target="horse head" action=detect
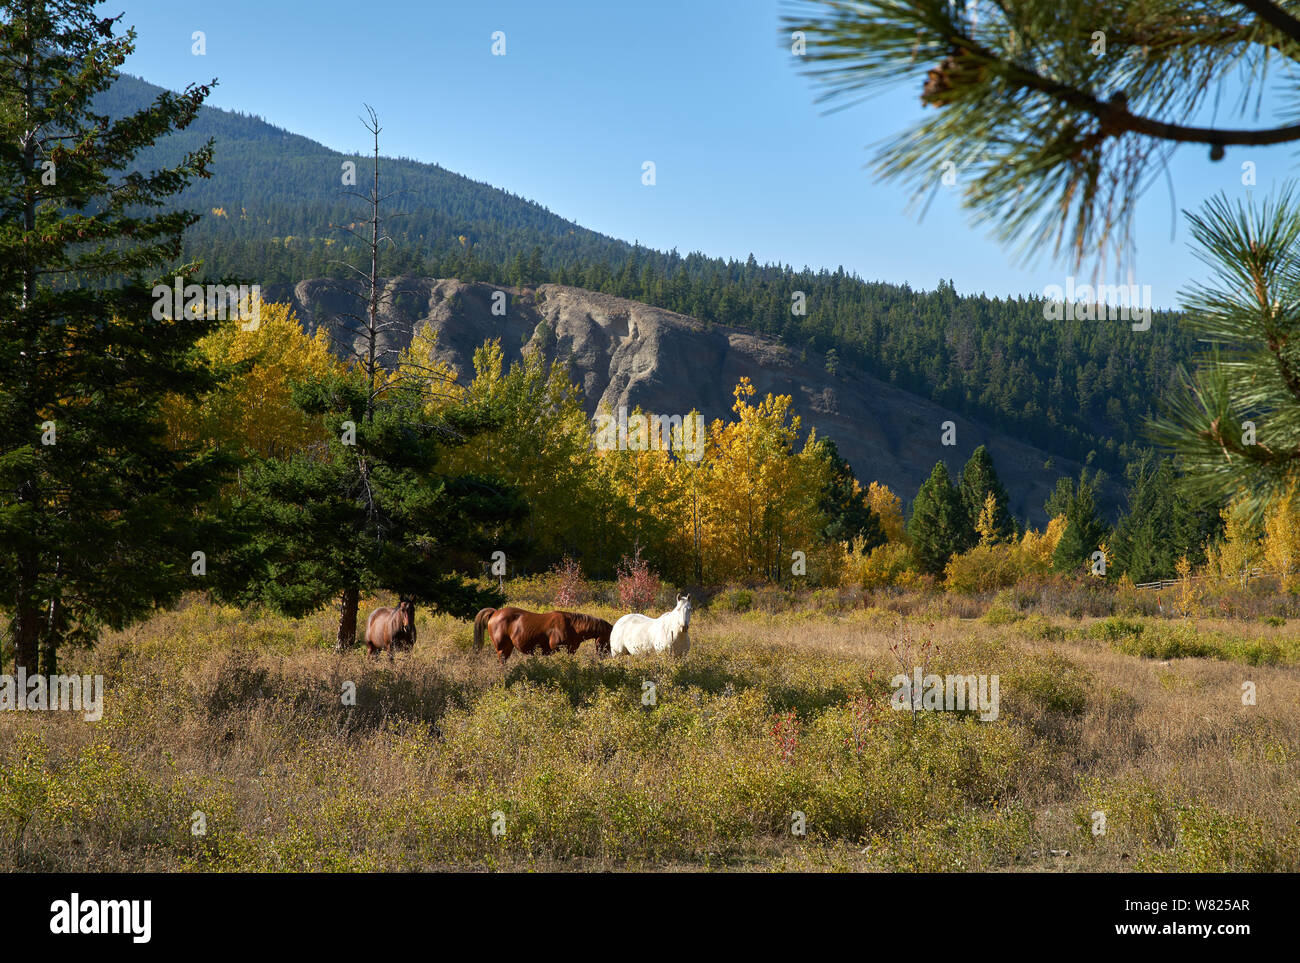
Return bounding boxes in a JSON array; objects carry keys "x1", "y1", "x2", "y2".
[
  {"x1": 676, "y1": 593, "x2": 692, "y2": 627},
  {"x1": 398, "y1": 596, "x2": 416, "y2": 632}
]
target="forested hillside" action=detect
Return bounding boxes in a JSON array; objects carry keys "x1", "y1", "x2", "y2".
[{"x1": 100, "y1": 74, "x2": 1195, "y2": 474}]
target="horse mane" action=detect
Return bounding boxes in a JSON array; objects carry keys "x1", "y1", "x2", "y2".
[{"x1": 563, "y1": 612, "x2": 612, "y2": 635}]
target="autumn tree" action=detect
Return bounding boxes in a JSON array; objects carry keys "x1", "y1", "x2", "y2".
[
  {"x1": 444, "y1": 339, "x2": 601, "y2": 570},
  {"x1": 0, "y1": 4, "x2": 229, "y2": 673},
  {"x1": 592, "y1": 409, "x2": 690, "y2": 579},
  {"x1": 702, "y1": 378, "x2": 828, "y2": 582},
  {"x1": 1204, "y1": 498, "x2": 1262, "y2": 586},
  {"x1": 865, "y1": 481, "x2": 908, "y2": 544},
  {"x1": 163, "y1": 302, "x2": 343, "y2": 459},
  {"x1": 1261, "y1": 483, "x2": 1300, "y2": 588}
]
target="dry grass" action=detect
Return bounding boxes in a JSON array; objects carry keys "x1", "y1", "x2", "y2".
[{"x1": 1, "y1": 592, "x2": 1297, "y2": 872}]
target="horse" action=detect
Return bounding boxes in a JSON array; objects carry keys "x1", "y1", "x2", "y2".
[
  {"x1": 473, "y1": 606, "x2": 613, "y2": 665},
  {"x1": 609, "y1": 594, "x2": 691, "y2": 657},
  {"x1": 366, "y1": 597, "x2": 417, "y2": 660}
]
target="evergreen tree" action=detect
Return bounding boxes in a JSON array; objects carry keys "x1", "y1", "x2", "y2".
[
  {"x1": 0, "y1": 3, "x2": 229, "y2": 673},
  {"x1": 817, "y1": 438, "x2": 886, "y2": 551},
  {"x1": 1109, "y1": 455, "x2": 1221, "y2": 582},
  {"x1": 958, "y1": 445, "x2": 1014, "y2": 541},
  {"x1": 907, "y1": 461, "x2": 969, "y2": 575},
  {"x1": 788, "y1": 2, "x2": 1300, "y2": 267},
  {"x1": 1151, "y1": 190, "x2": 1300, "y2": 517},
  {"x1": 219, "y1": 370, "x2": 526, "y2": 642},
  {"x1": 1048, "y1": 471, "x2": 1111, "y2": 574}
]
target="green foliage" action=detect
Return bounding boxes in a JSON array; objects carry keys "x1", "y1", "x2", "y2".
[
  {"x1": 1151, "y1": 188, "x2": 1300, "y2": 519},
  {"x1": 1109, "y1": 455, "x2": 1221, "y2": 581},
  {"x1": 1084, "y1": 617, "x2": 1299, "y2": 666},
  {"x1": 908, "y1": 462, "x2": 972, "y2": 575},
  {"x1": 0, "y1": 4, "x2": 232, "y2": 672},
  {"x1": 818, "y1": 438, "x2": 886, "y2": 550},
  {"x1": 1047, "y1": 470, "x2": 1110, "y2": 573},
  {"x1": 219, "y1": 369, "x2": 524, "y2": 629},
  {"x1": 959, "y1": 445, "x2": 1014, "y2": 540},
  {"x1": 785, "y1": 1, "x2": 1300, "y2": 268}
]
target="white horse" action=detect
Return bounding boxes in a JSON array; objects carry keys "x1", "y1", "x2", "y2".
[{"x1": 609, "y1": 594, "x2": 691, "y2": 657}]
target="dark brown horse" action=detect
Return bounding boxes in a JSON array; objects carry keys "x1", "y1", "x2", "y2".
[
  {"x1": 366, "y1": 597, "x2": 417, "y2": 660},
  {"x1": 473, "y1": 606, "x2": 612, "y2": 665}
]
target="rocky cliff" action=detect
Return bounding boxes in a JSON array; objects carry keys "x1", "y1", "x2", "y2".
[{"x1": 266, "y1": 277, "x2": 1098, "y2": 525}]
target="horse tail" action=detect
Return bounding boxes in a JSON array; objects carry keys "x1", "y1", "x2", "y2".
[{"x1": 473, "y1": 607, "x2": 496, "y2": 650}]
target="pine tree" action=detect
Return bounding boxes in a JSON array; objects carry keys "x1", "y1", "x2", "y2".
[
  {"x1": 1109, "y1": 455, "x2": 1220, "y2": 582},
  {"x1": 1151, "y1": 190, "x2": 1300, "y2": 516},
  {"x1": 1048, "y1": 471, "x2": 1111, "y2": 574},
  {"x1": 958, "y1": 445, "x2": 1014, "y2": 542},
  {"x1": 788, "y1": 3, "x2": 1300, "y2": 508},
  {"x1": 817, "y1": 437, "x2": 886, "y2": 552},
  {"x1": 907, "y1": 461, "x2": 969, "y2": 576},
  {"x1": 787, "y1": 2, "x2": 1300, "y2": 266},
  {"x1": 219, "y1": 370, "x2": 526, "y2": 639},
  {"x1": 0, "y1": 3, "x2": 229, "y2": 673}
]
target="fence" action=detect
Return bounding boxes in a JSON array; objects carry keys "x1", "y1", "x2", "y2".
[{"x1": 1134, "y1": 568, "x2": 1264, "y2": 591}]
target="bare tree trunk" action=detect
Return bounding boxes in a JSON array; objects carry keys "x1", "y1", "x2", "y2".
[
  {"x1": 363, "y1": 106, "x2": 381, "y2": 424},
  {"x1": 41, "y1": 557, "x2": 62, "y2": 675},
  {"x1": 336, "y1": 584, "x2": 360, "y2": 651},
  {"x1": 13, "y1": 562, "x2": 40, "y2": 674},
  {"x1": 12, "y1": 14, "x2": 42, "y2": 677}
]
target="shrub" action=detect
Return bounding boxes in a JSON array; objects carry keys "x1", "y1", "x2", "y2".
[
  {"x1": 945, "y1": 543, "x2": 1031, "y2": 594},
  {"x1": 551, "y1": 556, "x2": 591, "y2": 608},
  {"x1": 616, "y1": 549, "x2": 661, "y2": 612},
  {"x1": 711, "y1": 587, "x2": 755, "y2": 613},
  {"x1": 842, "y1": 541, "x2": 918, "y2": 590}
]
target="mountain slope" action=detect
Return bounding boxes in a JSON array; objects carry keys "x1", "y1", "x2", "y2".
[
  {"x1": 102, "y1": 73, "x2": 1193, "y2": 495},
  {"x1": 267, "y1": 277, "x2": 1110, "y2": 524},
  {"x1": 96, "y1": 74, "x2": 638, "y2": 275}
]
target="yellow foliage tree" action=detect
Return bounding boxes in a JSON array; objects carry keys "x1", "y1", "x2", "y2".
[
  {"x1": 162, "y1": 301, "x2": 343, "y2": 459},
  {"x1": 975, "y1": 491, "x2": 1003, "y2": 546},
  {"x1": 442, "y1": 339, "x2": 600, "y2": 565},
  {"x1": 1261, "y1": 483, "x2": 1300, "y2": 590},
  {"x1": 699, "y1": 378, "x2": 828, "y2": 582},
  {"x1": 1020, "y1": 515, "x2": 1067, "y2": 569},
  {"x1": 393, "y1": 322, "x2": 463, "y2": 414},
  {"x1": 591, "y1": 405, "x2": 692, "y2": 577},
  {"x1": 1204, "y1": 499, "x2": 1261, "y2": 587},
  {"x1": 865, "y1": 481, "x2": 908, "y2": 544}
]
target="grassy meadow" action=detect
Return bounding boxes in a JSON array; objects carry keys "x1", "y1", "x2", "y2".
[{"x1": 2, "y1": 582, "x2": 1298, "y2": 873}]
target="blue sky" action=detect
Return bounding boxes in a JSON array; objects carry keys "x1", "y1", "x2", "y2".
[{"x1": 112, "y1": 0, "x2": 1293, "y2": 307}]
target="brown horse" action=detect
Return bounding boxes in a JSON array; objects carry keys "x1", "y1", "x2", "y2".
[
  {"x1": 366, "y1": 597, "x2": 417, "y2": 660},
  {"x1": 473, "y1": 606, "x2": 612, "y2": 665}
]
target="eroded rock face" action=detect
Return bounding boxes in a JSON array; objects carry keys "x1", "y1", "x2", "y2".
[{"x1": 266, "y1": 277, "x2": 1096, "y2": 524}]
